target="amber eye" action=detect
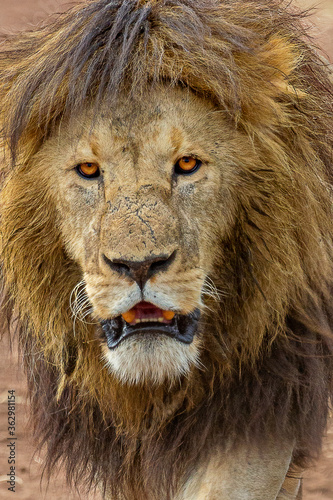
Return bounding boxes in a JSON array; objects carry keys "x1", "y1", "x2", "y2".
[
  {"x1": 75, "y1": 162, "x2": 100, "y2": 179},
  {"x1": 175, "y1": 156, "x2": 202, "y2": 175}
]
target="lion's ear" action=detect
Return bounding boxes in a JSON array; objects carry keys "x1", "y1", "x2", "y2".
[
  {"x1": 235, "y1": 35, "x2": 307, "y2": 128},
  {"x1": 257, "y1": 35, "x2": 306, "y2": 97}
]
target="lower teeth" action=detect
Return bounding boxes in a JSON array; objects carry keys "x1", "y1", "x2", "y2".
[{"x1": 134, "y1": 317, "x2": 164, "y2": 324}]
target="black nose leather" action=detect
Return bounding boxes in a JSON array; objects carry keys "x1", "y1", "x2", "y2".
[{"x1": 103, "y1": 251, "x2": 176, "y2": 287}]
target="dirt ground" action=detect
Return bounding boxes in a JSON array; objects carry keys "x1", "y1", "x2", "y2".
[{"x1": 0, "y1": 1, "x2": 333, "y2": 499}]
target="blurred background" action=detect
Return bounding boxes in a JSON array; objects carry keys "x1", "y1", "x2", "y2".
[{"x1": 0, "y1": 1, "x2": 332, "y2": 499}]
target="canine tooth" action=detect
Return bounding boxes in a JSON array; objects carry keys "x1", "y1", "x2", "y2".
[
  {"x1": 162, "y1": 310, "x2": 175, "y2": 320},
  {"x1": 122, "y1": 310, "x2": 136, "y2": 323},
  {"x1": 135, "y1": 319, "x2": 141, "y2": 324}
]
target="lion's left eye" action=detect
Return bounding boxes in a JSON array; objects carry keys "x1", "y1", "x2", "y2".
[
  {"x1": 75, "y1": 163, "x2": 100, "y2": 179},
  {"x1": 174, "y1": 157, "x2": 202, "y2": 175}
]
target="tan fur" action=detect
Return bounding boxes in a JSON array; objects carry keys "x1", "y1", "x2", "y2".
[
  {"x1": 0, "y1": 1, "x2": 333, "y2": 499},
  {"x1": 175, "y1": 441, "x2": 295, "y2": 500}
]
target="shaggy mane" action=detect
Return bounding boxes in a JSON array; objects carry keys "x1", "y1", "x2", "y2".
[
  {"x1": 0, "y1": 0, "x2": 331, "y2": 161},
  {"x1": 1, "y1": 1, "x2": 333, "y2": 499}
]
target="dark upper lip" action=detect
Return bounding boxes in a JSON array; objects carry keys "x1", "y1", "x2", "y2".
[{"x1": 100, "y1": 308, "x2": 201, "y2": 349}]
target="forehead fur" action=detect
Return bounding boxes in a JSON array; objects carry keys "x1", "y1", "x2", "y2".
[{"x1": 43, "y1": 86, "x2": 220, "y2": 158}]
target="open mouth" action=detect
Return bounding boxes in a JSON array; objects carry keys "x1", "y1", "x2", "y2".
[{"x1": 100, "y1": 301, "x2": 200, "y2": 349}]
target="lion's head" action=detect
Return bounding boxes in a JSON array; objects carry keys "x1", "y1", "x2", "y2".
[
  {"x1": 1, "y1": 0, "x2": 333, "y2": 497},
  {"x1": 32, "y1": 86, "x2": 240, "y2": 385}
]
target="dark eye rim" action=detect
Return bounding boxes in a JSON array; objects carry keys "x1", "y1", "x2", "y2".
[
  {"x1": 75, "y1": 163, "x2": 101, "y2": 179},
  {"x1": 174, "y1": 157, "x2": 202, "y2": 176}
]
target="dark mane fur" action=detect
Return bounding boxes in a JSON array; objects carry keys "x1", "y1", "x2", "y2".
[{"x1": 1, "y1": 1, "x2": 333, "y2": 499}]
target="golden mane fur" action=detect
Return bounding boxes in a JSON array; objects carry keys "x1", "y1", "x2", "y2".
[{"x1": 0, "y1": 0, "x2": 333, "y2": 498}]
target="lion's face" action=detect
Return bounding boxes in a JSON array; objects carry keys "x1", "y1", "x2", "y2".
[{"x1": 38, "y1": 86, "x2": 238, "y2": 384}]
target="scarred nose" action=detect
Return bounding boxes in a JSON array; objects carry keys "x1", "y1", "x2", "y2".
[{"x1": 102, "y1": 250, "x2": 177, "y2": 287}]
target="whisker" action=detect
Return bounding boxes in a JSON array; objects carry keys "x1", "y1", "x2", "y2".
[
  {"x1": 202, "y1": 275, "x2": 228, "y2": 303},
  {"x1": 69, "y1": 279, "x2": 98, "y2": 331}
]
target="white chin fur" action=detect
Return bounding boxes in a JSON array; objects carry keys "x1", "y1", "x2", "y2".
[{"x1": 102, "y1": 335, "x2": 201, "y2": 385}]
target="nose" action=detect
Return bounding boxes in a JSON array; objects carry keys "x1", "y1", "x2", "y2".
[{"x1": 102, "y1": 251, "x2": 177, "y2": 287}]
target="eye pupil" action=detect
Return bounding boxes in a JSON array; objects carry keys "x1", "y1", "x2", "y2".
[
  {"x1": 175, "y1": 156, "x2": 201, "y2": 175},
  {"x1": 76, "y1": 163, "x2": 100, "y2": 179}
]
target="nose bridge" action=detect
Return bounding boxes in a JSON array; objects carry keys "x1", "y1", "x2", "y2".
[{"x1": 101, "y1": 189, "x2": 179, "y2": 260}]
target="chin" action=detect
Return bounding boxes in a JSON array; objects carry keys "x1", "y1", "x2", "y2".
[{"x1": 102, "y1": 335, "x2": 202, "y2": 386}]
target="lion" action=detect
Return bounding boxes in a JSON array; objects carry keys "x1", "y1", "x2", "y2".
[{"x1": 0, "y1": 0, "x2": 332, "y2": 498}]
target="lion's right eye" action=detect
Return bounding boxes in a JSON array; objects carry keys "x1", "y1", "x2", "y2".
[{"x1": 75, "y1": 163, "x2": 100, "y2": 179}]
